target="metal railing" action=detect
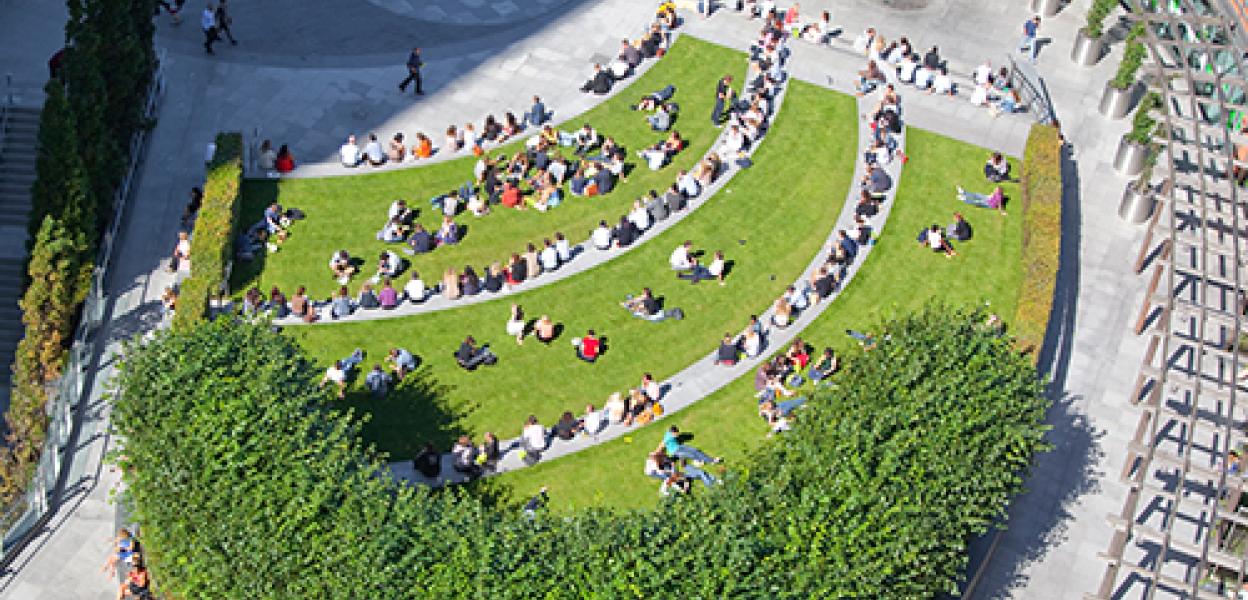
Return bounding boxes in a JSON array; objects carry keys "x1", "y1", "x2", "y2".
[
  {"x1": 0, "y1": 49, "x2": 166, "y2": 559},
  {"x1": 1007, "y1": 55, "x2": 1057, "y2": 125}
]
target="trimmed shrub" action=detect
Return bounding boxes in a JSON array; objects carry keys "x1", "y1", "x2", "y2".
[
  {"x1": 1126, "y1": 91, "x2": 1163, "y2": 145},
  {"x1": 1085, "y1": 0, "x2": 1117, "y2": 39},
  {"x1": 115, "y1": 307, "x2": 1050, "y2": 598},
  {"x1": 173, "y1": 133, "x2": 242, "y2": 330},
  {"x1": 1110, "y1": 22, "x2": 1148, "y2": 90},
  {"x1": 1014, "y1": 124, "x2": 1063, "y2": 354}
]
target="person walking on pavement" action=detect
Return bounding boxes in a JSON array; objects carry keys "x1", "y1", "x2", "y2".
[
  {"x1": 399, "y1": 47, "x2": 424, "y2": 95},
  {"x1": 1018, "y1": 16, "x2": 1040, "y2": 62},
  {"x1": 215, "y1": 0, "x2": 237, "y2": 45},
  {"x1": 201, "y1": 3, "x2": 219, "y2": 54}
]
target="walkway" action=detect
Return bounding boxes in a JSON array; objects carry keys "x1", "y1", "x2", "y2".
[
  {"x1": 0, "y1": 0, "x2": 1162, "y2": 598},
  {"x1": 387, "y1": 53, "x2": 907, "y2": 485}
]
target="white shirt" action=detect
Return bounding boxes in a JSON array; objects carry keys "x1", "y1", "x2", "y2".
[
  {"x1": 554, "y1": 239, "x2": 571, "y2": 262},
  {"x1": 933, "y1": 74, "x2": 953, "y2": 95},
  {"x1": 643, "y1": 149, "x2": 666, "y2": 171},
  {"x1": 591, "y1": 226, "x2": 612, "y2": 249},
  {"x1": 970, "y1": 83, "x2": 990, "y2": 106},
  {"x1": 523, "y1": 424, "x2": 546, "y2": 450},
  {"x1": 324, "y1": 365, "x2": 345, "y2": 385},
  {"x1": 973, "y1": 63, "x2": 993, "y2": 86},
  {"x1": 441, "y1": 195, "x2": 459, "y2": 217},
  {"x1": 387, "y1": 200, "x2": 406, "y2": 220},
  {"x1": 628, "y1": 206, "x2": 650, "y2": 231},
  {"x1": 914, "y1": 67, "x2": 933, "y2": 88},
  {"x1": 201, "y1": 8, "x2": 215, "y2": 30},
  {"x1": 404, "y1": 278, "x2": 426, "y2": 300},
  {"x1": 669, "y1": 246, "x2": 692, "y2": 270},
  {"x1": 340, "y1": 142, "x2": 360, "y2": 166},
  {"x1": 678, "y1": 173, "x2": 700, "y2": 197},
  {"x1": 539, "y1": 246, "x2": 559, "y2": 270},
  {"x1": 708, "y1": 257, "x2": 725, "y2": 277},
  {"x1": 583, "y1": 409, "x2": 604, "y2": 436},
  {"x1": 363, "y1": 141, "x2": 383, "y2": 162},
  {"x1": 898, "y1": 61, "x2": 918, "y2": 82},
  {"x1": 743, "y1": 333, "x2": 761, "y2": 357},
  {"x1": 329, "y1": 252, "x2": 348, "y2": 269},
  {"x1": 927, "y1": 229, "x2": 944, "y2": 250}
]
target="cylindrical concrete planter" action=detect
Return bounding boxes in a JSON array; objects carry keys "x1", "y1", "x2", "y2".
[
  {"x1": 1113, "y1": 137, "x2": 1150, "y2": 177},
  {"x1": 1119, "y1": 183, "x2": 1155, "y2": 224},
  {"x1": 1030, "y1": 0, "x2": 1062, "y2": 17},
  {"x1": 1100, "y1": 83, "x2": 1135, "y2": 119},
  {"x1": 1071, "y1": 29, "x2": 1103, "y2": 66}
]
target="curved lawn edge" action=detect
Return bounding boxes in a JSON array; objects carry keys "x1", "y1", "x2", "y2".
[
  {"x1": 232, "y1": 36, "x2": 745, "y2": 301},
  {"x1": 274, "y1": 40, "x2": 785, "y2": 327},
  {"x1": 384, "y1": 82, "x2": 899, "y2": 486}
]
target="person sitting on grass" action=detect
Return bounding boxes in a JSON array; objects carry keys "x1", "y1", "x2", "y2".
[
  {"x1": 455, "y1": 336, "x2": 497, "y2": 370},
  {"x1": 808, "y1": 347, "x2": 839, "y2": 382},
  {"x1": 534, "y1": 315, "x2": 556, "y2": 343},
  {"x1": 435, "y1": 216, "x2": 461, "y2": 245},
  {"x1": 917, "y1": 224, "x2": 957, "y2": 258},
  {"x1": 662, "y1": 426, "x2": 723, "y2": 465},
  {"x1": 365, "y1": 364, "x2": 391, "y2": 398},
  {"x1": 319, "y1": 348, "x2": 364, "y2": 399},
  {"x1": 573, "y1": 329, "x2": 602, "y2": 362},
  {"x1": 716, "y1": 333, "x2": 740, "y2": 366},
  {"x1": 330, "y1": 285, "x2": 354, "y2": 319},
  {"x1": 374, "y1": 250, "x2": 401, "y2": 283},
  {"x1": 407, "y1": 223, "x2": 434, "y2": 254},
  {"x1": 958, "y1": 185, "x2": 1007, "y2": 215},
  {"x1": 947, "y1": 212, "x2": 972, "y2": 241},
  {"x1": 553, "y1": 411, "x2": 584, "y2": 441},
  {"x1": 329, "y1": 249, "x2": 356, "y2": 284},
  {"x1": 505, "y1": 304, "x2": 527, "y2": 344},
  {"x1": 387, "y1": 347, "x2": 418, "y2": 379},
  {"x1": 669, "y1": 240, "x2": 694, "y2": 270},
  {"x1": 622, "y1": 287, "x2": 662, "y2": 320},
  {"x1": 984, "y1": 152, "x2": 1011, "y2": 182},
  {"x1": 759, "y1": 397, "x2": 807, "y2": 435},
  {"x1": 645, "y1": 449, "x2": 674, "y2": 480}
]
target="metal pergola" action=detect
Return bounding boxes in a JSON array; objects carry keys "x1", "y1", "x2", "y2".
[{"x1": 1092, "y1": 1, "x2": 1248, "y2": 598}]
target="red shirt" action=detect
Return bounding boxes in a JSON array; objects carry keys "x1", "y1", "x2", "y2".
[
  {"x1": 501, "y1": 186, "x2": 521, "y2": 208},
  {"x1": 275, "y1": 154, "x2": 295, "y2": 173},
  {"x1": 581, "y1": 336, "x2": 600, "y2": 358}
]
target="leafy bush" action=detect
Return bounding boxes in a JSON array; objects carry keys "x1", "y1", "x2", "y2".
[
  {"x1": 1110, "y1": 22, "x2": 1148, "y2": 90},
  {"x1": 1014, "y1": 124, "x2": 1063, "y2": 354},
  {"x1": 116, "y1": 308, "x2": 1049, "y2": 599},
  {"x1": 1085, "y1": 0, "x2": 1116, "y2": 39},
  {"x1": 172, "y1": 133, "x2": 242, "y2": 330}
]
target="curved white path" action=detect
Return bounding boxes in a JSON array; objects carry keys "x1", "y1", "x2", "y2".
[
  {"x1": 387, "y1": 70, "x2": 907, "y2": 486},
  {"x1": 274, "y1": 37, "x2": 775, "y2": 327}
]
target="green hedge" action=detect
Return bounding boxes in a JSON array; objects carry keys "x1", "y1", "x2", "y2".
[
  {"x1": 1014, "y1": 124, "x2": 1063, "y2": 354},
  {"x1": 114, "y1": 306, "x2": 1050, "y2": 598},
  {"x1": 173, "y1": 133, "x2": 242, "y2": 330}
]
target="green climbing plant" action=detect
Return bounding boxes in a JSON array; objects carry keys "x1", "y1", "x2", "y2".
[
  {"x1": 1110, "y1": 22, "x2": 1149, "y2": 90},
  {"x1": 1085, "y1": 0, "x2": 1117, "y2": 39}
]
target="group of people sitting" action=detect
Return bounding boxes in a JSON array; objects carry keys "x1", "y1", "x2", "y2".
[
  {"x1": 235, "y1": 201, "x2": 302, "y2": 262},
  {"x1": 849, "y1": 26, "x2": 1024, "y2": 117},
  {"x1": 581, "y1": 17, "x2": 672, "y2": 95},
  {"x1": 317, "y1": 347, "x2": 421, "y2": 399},
  {"x1": 255, "y1": 138, "x2": 297, "y2": 173},
  {"x1": 644, "y1": 426, "x2": 723, "y2": 495},
  {"x1": 669, "y1": 240, "x2": 727, "y2": 285},
  {"x1": 104, "y1": 528, "x2": 152, "y2": 600}
]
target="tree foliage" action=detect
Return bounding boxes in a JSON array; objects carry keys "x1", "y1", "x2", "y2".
[{"x1": 115, "y1": 307, "x2": 1050, "y2": 599}]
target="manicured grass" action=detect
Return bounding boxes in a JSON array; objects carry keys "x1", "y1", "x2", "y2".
[
  {"x1": 488, "y1": 127, "x2": 1025, "y2": 512},
  {"x1": 232, "y1": 37, "x2": 745, "y2": 299},
  {"x1": 289, "y1": 82, "x2": 859, "y2": 461}
]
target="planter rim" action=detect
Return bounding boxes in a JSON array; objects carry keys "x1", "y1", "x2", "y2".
[{"x1": 1081, "y1": 26, "x2": 1104, "y2": 40}]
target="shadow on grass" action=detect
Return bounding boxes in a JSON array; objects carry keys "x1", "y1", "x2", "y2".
[
  {"x1": 229, "y1": 179, "x2": 280, "y2": 295},
  {"x1": 338, "y1": 364, "x2": 470, "y2": 463}
]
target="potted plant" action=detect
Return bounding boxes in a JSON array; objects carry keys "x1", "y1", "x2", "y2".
[
  {"x1": 1031, "y1": 0, "x2": 1062, "y2": 18},
  {"x1": 1114, "y1": 92, "x2": 1161, "y2": 177},
  {"x1": 1072, "y1": 0, "x2": 1115, "y2": 66},
  {"x1": 1119, "y1": 144, "x2": 1158, "y2": 224},
  {"x1": 1100, "y1": 22, "x2": 1148, "y2": 119}
]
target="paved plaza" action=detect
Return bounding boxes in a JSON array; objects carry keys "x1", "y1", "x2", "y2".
[{"x1": 0, "y1": 0, "x2": 1164, "y2": 597}]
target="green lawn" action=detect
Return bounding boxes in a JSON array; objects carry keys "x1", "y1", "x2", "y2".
[
  {"x1": 232, "y1": 37, "x2": 745, "y2": 299},
  {"x1": 289, "y1": 82, "x2": 859, "y2": 461},
  {"x1": 488, "y1": 127, "x2": 1025, "y2": 512}
]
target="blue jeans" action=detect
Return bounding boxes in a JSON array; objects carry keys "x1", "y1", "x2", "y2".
[
  {"x1": 777, "y1": 397, "x2": 806, "y2": 416},
  {"x1": 673, "y1": 445, "x2": 715, "y2": 464},
  {"x1": 341, "y1": 348, "x2": 364, "y2": 373},
  {"x1": 960, "y1": 191, "x2": 992, "y2": 209},
  {"x1": 681, "y1": 464, "x2": 717, "y2": 486},
  {"x1": 1019, "y1": 35, "x2": 1037, "y2": 61}
]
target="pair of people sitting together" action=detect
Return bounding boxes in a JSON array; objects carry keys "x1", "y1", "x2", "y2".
[
  {"x1": 638, "y1": 130, "x2": 686, "y2": 171},
  {"x1": 669, "y1": 240, "x2": 727, "y2": 285},
  {"x1": 622, "y1": 287, "x2": 683, "y2": 322}
]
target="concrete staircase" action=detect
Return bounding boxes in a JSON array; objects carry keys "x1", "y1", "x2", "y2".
[{"x1": 0, "y1": 104, "x2": 43, "y2": 410}]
